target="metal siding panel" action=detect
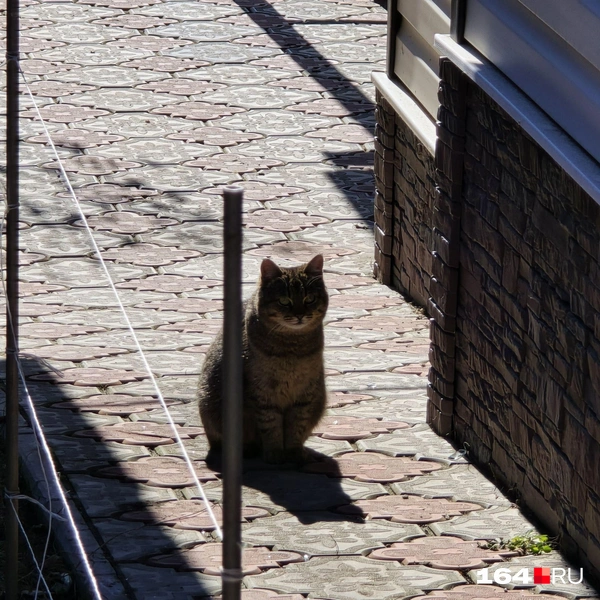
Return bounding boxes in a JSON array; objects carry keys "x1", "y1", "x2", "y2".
[
  {"x1": 398, "y1": 0, "x2": 451, "y2": 46},
  {"x1": 465, "y1": 0, "x2": 600, "y2": 162},
  {"x1": 394, "y1": 20, "x2": 441, "y2": 119},
  {"x1": 518, "y1": 0, "x2": 600, "y2": 69}
]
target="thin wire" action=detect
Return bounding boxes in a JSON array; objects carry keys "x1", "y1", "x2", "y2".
[
  {"x1": 8, "y1": 500, "x2": 55, "y2": 600},
  {"x1": 17, "y1": 65, "x2": 224, "y2": 541},
  {"x1": 1, "y1": 175, "x2": 56, "y2": 598},
  {"x1": 5, "y1": 493, "x2": 67, "y2": 522},
  {"x1": 3, "y1": 307, "x2": 104, "y2": 599}
]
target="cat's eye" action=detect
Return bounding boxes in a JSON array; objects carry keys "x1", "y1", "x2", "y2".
[
  {"x1": 278, "y1": 297, "x2": 292, "y2": 306},
  {"x1": 304, "y1": 294, "x2": 316, "y2": 304}
]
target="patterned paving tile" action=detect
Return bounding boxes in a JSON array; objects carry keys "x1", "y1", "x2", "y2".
[
  {"x1": 68, "y1": 474, "x2": 178, "y2": 518},
  {"x1": 93, "y1": 518, "x2": 207, "y2": 562},
  {"x1": 286, "y1": 98, "x2": 372, "y2": 118},
  {"x1": 66, "y1": 88, "x2": 184, "y2": 112},
  {"x1": 132, "y1": 1, "x2": 243, "y2": 20},
  {"x1": 119, "y1": 564, "x2": 221, "y2": 599},
  {"x1": 21, "y1": 224, "x2": 129, "y2": 256},
  {"x1": 73, "y1": 422, "x2": 204, "y2": 446},
  {"x1": 35, "y1": 44, "x2": 152, "y2": 66},
  {"x1": 356, "y1": 425, "x2": 468, "y2": 464},
  {"x1": 100, "y1": 243, "x2": 201, "y2": 266},
  {"x1": 369, "y1": 536, "x2": 517, "y2": 569},
  {"x1": 194, "y1": 64, "x2": 300, "y2": 86},
  {"x1": 329, "y1": 315, "x2": 430, "y2": 333},
  {"x1": 185, "y1": 155, "x2": 283, "y2": 174},
  {"x1": 148, "y1": 221, "x2": 284, "y2": 252},
  {"x1": 50, "y1": 437, "x2": 151, "y2": 471},
  {"x1": 116, "y1": 274, "x2": 221, "y2": 293},
  {"x1": 95, "y1": 138, "x2": 218, "y2": 164},
  {"x1": 121, "y1": 55, "x2": 210, "y2": 72},
  {"x1": 219, "y1": 110, "x2": 343, "y2": 136},
  {"x1": 392, "y1": 465, "x2": 514, "y2": 507},
  {"x1": 21, "y1": 3, "x2": 121, "y2": 22},
  {"x1": 304, "y1": 453, "x2": 443, "y2": 483},
  {"x1": 244, "y1": 210, "x2": 329, "y2": 232},
  {"x1": 312, "y1": 415, "x2": 410, "y2": 441},
  {"x1": 105, "y1": 165, "x2": 240, "y2": 192},
  {"x1": 107, "y1": 35, "x2": 194, "y2": 51},
  {"x1": 20, "y1": 322, "x2": 108, "y2": 339},
  {"x1": 76, "y1": 212, "x2": 178, "y2": 234},
  {"x1": 31, "y1": 344, "x2": 129, "y2": 362},
  {"x1": 151, "y1": 101, "x2": 246, "y2": 121},
  {"x1": 122, "y1": 500, "x2": 269, "y2": 531},
  {"x1": 167, "y1": 127, "x2": 263, "y2": 146},
  {"x1": 200, "y1": 86, "x2": 321, "y2": 110},
  {"x1": 165, "y1": 43, "x2": 280, "y2": 64},
  {"x1": 205, "y1": 182, "x2": 306, "y2": 202},
  {"x1": 21, "y1": 80, "x2": 95, "y2": 98},
  {"x1": 148, "y1": 544, "x2": 304, "y2": 575},
  {"x1": 26, "y1": 23, "x2": 136, "y2": 43},
  {"x1": 21, "y1": 103, "x2": 111, "y2": 123},
  {"x1": 241, "y1": 512, "x2": 424, "y2": 556},
  {"x1": 78, "y1": 113, "x2": 192, "y2": 137},
  {"x1": 91, "y1": 13, "x2": 177, "y2": 28},
  {"x1": 26, "y1": 128, "x2": 125, "y2": 149},
  {"x1": 30, "y1": 367, "x2": 149, "y2": 386},
  {"x1": 196, "y1": 471, "x2": 387, "y2": 513},
  {"x1": 337, "y1": 495, "x2": 484, "y2": 524},
  {"x1": 97, "y1": 456, "x2": 218, "y2": 486},
  {"x1": 235, "y1": 136, "x2": 362, "y2": 162},
  {"x1": 153, "y1": 21, "x2": 263, "y2": 42},
  {"x1": 245, "y1": 555, "x2": 465, "y2": 600},
  {"x1": 430, "y1": 507, "x2": 542, "y2": 541},
  {"x1": 52, "y1": 65, "x2": 166, "y2": 86},
  {"x1": 51, "y1": 394, "x2": 171, "y2": 415}
]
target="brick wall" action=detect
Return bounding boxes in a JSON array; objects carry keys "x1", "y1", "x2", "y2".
[
  {"x1": 429, "y1": 58, "x2": 600, "y2": 579},
  {"x1": 373, "y1": 90, "x2": 435, "y2": 308}
]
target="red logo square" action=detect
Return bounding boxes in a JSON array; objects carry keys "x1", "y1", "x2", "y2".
[{"x1": 534, "y1": 567, "x2": 551, "y2": 584}]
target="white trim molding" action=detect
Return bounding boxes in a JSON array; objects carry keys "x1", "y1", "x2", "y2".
[
  {"x1": 372, "y1": 72, "x2": 437, "y2": 156},
  {"x1": 434, "y1": 34, "x2": 600, "y2": 206}
]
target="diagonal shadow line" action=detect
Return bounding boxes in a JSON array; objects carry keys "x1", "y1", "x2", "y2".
[{"x1": 232, "y1": 0, "x2": 377, "y2": 129}]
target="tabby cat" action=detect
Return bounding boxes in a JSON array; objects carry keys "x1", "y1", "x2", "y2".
[{"x1": 197, "y1": 254, "x2": 328, "y2": 464}]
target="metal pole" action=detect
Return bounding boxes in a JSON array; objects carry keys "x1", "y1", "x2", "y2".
[
  {"x1": 450, "y1": 0, "x2": 467, "y2": 44},
  {"x1": 221, "y1": 185, "x2": 244, "y2": 600},
  {"x1": 4, "y1": 0, "x2": 20, "y2": 592}
]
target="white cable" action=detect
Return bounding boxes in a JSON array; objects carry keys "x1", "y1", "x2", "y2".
[
  {"x1": 2, "y1": 303, "x2": 105, "y2": 600},
  {"x1": 8, "y1": 499, "x2": 55, "y2": 600},
  {"x1": 17, "y1": 66, "x2": 224, "y2": 540}
]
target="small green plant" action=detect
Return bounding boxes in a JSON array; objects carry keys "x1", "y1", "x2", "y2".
[{"x1": 485, "y1": 531, "x2": 554, "y2": 555}]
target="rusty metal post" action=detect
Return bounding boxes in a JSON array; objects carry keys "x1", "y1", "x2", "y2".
[{"x1": 4, "y1": 0, "x2": 20, "y2": 593}]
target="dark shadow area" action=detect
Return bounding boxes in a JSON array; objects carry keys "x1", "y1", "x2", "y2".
[
  {"x1": 232, "y1": 0, "x2": 376, "y2": 128},
  {"x1": 205, "y1": 448, "x2": 366, "y2": 525},
  {"x1": 226, "y1": 0, "x2": 381, "y2": 227},
  {"x1": 0, "y1": 355, "x2": 216, "y2": 598}
]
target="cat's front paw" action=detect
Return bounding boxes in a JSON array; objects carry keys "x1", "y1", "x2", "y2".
[{"x1": 262, "y1": 448, "x2": 286, "y2": 464}]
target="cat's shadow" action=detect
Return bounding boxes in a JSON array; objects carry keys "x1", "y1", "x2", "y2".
[{"x1": 205, "y1": 448, "x2": 366, "y2": 525}]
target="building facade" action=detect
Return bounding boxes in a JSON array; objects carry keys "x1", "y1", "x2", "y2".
[{"x1": 373, "y1": 0, "x2": 600, "y2": 581}]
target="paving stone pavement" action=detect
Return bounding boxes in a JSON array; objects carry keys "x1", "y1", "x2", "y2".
[{"x1": 1, "y1": 0, "x2": 599, "y2": 598}]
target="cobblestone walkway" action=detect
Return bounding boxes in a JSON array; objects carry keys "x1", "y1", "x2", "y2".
[{"x1": 2, "y1": 0, "x2": 599, "y2": 597}]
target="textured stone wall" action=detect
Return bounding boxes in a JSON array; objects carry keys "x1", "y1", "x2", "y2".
[
  {"x1": 431, "y1": 58, "x2": 600, "y2": 580},
  {"x1": 373, "y1": 90, "x2": 435, "y2": 308}
]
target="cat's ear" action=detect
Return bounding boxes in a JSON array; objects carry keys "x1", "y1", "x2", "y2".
[
  {"x1": 305, "y1": 254, "x2": 324, "y2": 278},
  {"x1": 260, "y1": 258, "x2": 283, "y2": 282}
]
